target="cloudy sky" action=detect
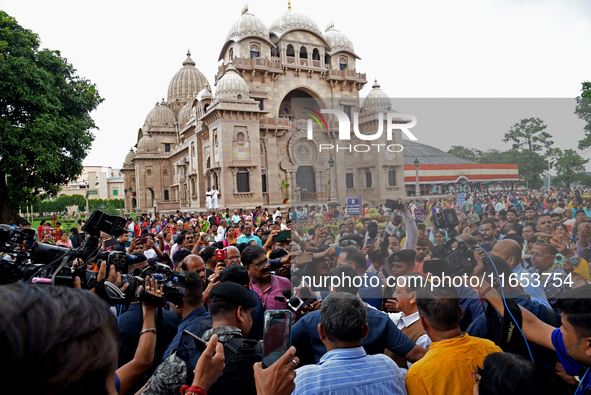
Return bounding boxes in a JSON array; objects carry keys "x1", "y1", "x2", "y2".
[{"x1": 2, "y1": 0, "x2": 590, "y2": 169}]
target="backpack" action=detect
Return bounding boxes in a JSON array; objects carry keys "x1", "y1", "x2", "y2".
[{"x1": 139, "y1": 334, "x2": 262, "y2": 395}]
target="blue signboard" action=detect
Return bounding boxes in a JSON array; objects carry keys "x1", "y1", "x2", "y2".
[
  {"x1": 456, "y1": 193, "x2": 466, "y2": 208},
  {"x1": 346, "y1": 196, "x2": 362, "y2": 216}
]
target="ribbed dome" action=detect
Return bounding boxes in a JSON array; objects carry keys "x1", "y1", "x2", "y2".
[
  {"x1": 324, "y1": 26, "x2": 357, "y2": 57},
  {"x1": 197, "y1": 84, "x2": 212, "y2": 101},
  {"x1": 178, "y1": 101, "x2": 192, "y2": 125},
  {"x1": 147, "y1": 99, "x2": 176, "y2": 127},
  {"x1": 269, "y1": 10, "x2": 323, "y2": 38},
  {"x1": 227, "y1": 10, "x2": 269, "y2": 42},
  {"x1": 137, "y1": 133, "x2": 157, "y2": 152},
  {"x1": 143, "y1": 102, "x2": 160, "y2": 126},
  {"x1": 167, "y1": 51, "x2": 209, "y2": 105},
  {"x1": 362, "y1": 79, "x2": 392, "y2": 112},
  {"x1": 124, "y1": 148, "x2": 135, "y2": 164},
  {"x1": 215, "y1": 62, "x2": 250, "y2": 100}
]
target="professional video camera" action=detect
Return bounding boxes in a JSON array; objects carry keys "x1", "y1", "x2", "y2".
[
  {"x1": 0, "y1": 210, "x2": 129, "y2": 287},
  {"x1": 424, "y1": 236, "x2": 492, "y2": 277},
  {"x1": 432, "y1": 208, "x2": 460, "y2": 238},
  {"x1": 120, "y1": 263, "x2": 188, "y2": 306}
]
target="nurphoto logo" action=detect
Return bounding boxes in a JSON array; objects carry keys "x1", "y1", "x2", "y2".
[{"x1": 304, "y1": 109, "x2": 419, "y2": 153}]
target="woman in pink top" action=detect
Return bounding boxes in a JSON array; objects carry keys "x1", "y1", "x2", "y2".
[{"x1": 56, "y1": 231, "x2": 72, "y2": 248}]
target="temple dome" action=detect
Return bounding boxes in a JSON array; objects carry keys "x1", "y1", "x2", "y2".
[
  {"x1": 197, "y1": 84, "x2": 212, "y2": 101},
  {"x1": 146, "y1": 99, "x2": 176, "y2": 128},
  {"x1": 214, "y1": 62, "x2": 250, "y2": 100},
  {"x1": 167, "y1": 51, "x2": 209, "y2": 106},
  {"x1": 324, "y1": 25, "x2": 359, "y2": 58},
  {"x1": 226, "y1": 8, "x2": 270, "y2": 43},
  {"x1": 362, "y1": 79, "x2": 392, "y2": 112},
  {"x1": 124, "y1": 148, "x2": 135, "y2": 164},
  {"x1": 178, "y1": 101, "x2": 192, "y2": 125},
  {"x1": 137, "y1": 133, "x2": 157, "y2": 152},
  {"x1": 269, "y1": 10, "x2": 323, "y2": 39}
]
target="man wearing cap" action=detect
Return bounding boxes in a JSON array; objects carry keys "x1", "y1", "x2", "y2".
[
  {"x1": 383, "y1": 250, "x2": 417, "y2": 306},
  {"x1": 203, "y1": 282, "x2": 262, "y2": 394}
]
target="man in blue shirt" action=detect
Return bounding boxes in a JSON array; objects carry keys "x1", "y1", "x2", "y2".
[
  {"x1": 470, "y1": 257, "x2": 591, "y2": 395},
  {"x1": 293, "y1": 292, "x2": 407, "y2": 395},
  {"x1": 160, "y1": 271, "x2": 211, "y2": 364},
  {"x1": 236, "y1": 224, "x2": 261, "y2": 246},
  {"x1": 292, "y1": 265, "x2": 426, "y2": 366}
]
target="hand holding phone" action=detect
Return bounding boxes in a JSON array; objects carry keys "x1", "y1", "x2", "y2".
[{"x1": 262, "y1": 310, "x2": 292, "y2": 368}]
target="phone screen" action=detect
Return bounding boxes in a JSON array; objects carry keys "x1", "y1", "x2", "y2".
[
  {"x1": 104, "y1": 238, "x2": 119, "y2": 248},
  {"x1": 262, "y1": 310, "x2": 292, "y2": 368}
]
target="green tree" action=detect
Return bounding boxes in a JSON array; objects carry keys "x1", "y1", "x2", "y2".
[
  {"x1": 552, "y1": 149, "x2": 591, "y2": 188},
  {"x1": 576, "y1": 81, "x2": 591, "y2": 150},
  {"x1": 503, "y1": 118, "x2": 554, "y2": 188},
  {"x1": 447, "y1": 146, "x2": 482, "y2": 162},
  {"x1": 0, "y1": 12, "x2": 103, "y2": 223}
]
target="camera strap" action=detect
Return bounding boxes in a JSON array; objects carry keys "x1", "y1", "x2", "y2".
[{"x1": 485, "y1": 298, "x2": 523, "y2": 353}]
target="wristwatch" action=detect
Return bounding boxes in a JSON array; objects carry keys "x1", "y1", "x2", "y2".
[{"x1": 570, "y1": 254, "x2": 580, "y2": 265}]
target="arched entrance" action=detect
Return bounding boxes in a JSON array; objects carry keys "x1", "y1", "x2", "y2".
[{"x1": 278, "y1": 88, "x2": 325, "y2": 121}]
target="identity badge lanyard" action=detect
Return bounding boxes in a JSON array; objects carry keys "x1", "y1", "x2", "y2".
[{"x1": 575, "y1": 368, "x2": 589, "y2": 395}]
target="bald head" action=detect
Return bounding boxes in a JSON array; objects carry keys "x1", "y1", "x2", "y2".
[
  {"x1": 492, "y1": 239, "x2": 522, "y2": 270},
  {"x1": 181, "y1": 254, "x2": 205, "y2": 272},
  {"x1": 181, "y1": 254, "x2": 207, "y2": 286}
]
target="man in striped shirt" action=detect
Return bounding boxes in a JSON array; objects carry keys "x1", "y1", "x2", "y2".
[{"x1": 293, "y1": 291, "x2": 407, "y2": 395}]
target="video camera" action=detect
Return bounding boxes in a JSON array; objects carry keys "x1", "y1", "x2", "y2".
[
  {"x1": 0, "y1": 210, "x2": 129, "y2": 286},
  {"x1": 424, "y1": 236, "x2": 492, "y2": 277},
  {"x1": 432, "y1": 209, "x2": 460, "y2": 230}
]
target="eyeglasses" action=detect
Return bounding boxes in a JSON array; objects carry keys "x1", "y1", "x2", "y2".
[
  {"x1": 339, "y1": 240, "x2": 357, "y2": 246},
  {"x1": 531, "y1": 252, "x2": 555, "y2": 258},
  {"x1": 472, "y1": 370, "x2": 481, "y2": 384},
  {"x1": 251, "y1": 259, "x2": 269, "y2": 269},
  {"x1": 227, "y1": 255, "x2": 241, "y2": 262}
]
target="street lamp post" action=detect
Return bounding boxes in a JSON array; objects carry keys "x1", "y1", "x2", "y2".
[
  {"x1": 328, "y1": 156, "x2": 336, "y2": 202},
  {"x1": 414, "y1": 158, "x2": 420, "y2": 197}
]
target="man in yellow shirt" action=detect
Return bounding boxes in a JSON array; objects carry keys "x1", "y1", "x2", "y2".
[{"x1": 405, "y1": 286, "x2": 502, "y2": 395}]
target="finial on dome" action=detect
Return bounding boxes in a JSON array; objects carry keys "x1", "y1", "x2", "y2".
[
  {"x1": 325, "y1": 21, "x2": 334, "y2": 32},
  {"x1": 242, "y1": 3, "x2": 248, "y2": 14},
  {"x1": 183, "y1": 51, "x2": 196, "y2": 67},
  {"x1": 288, "y1": 0, "x2": 291, "y2": 11},
  {"x1": 372, "y1": 79, "x2": 380, "y2": 89}
]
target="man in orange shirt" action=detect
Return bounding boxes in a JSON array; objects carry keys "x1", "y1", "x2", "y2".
[{"x1": 405, "y1": 286, "x2": 502, "y2": 395}]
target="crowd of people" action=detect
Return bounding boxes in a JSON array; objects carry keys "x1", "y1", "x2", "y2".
[{"x1": 2, "y1": 186, "x2": 591, "y2": 395}]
